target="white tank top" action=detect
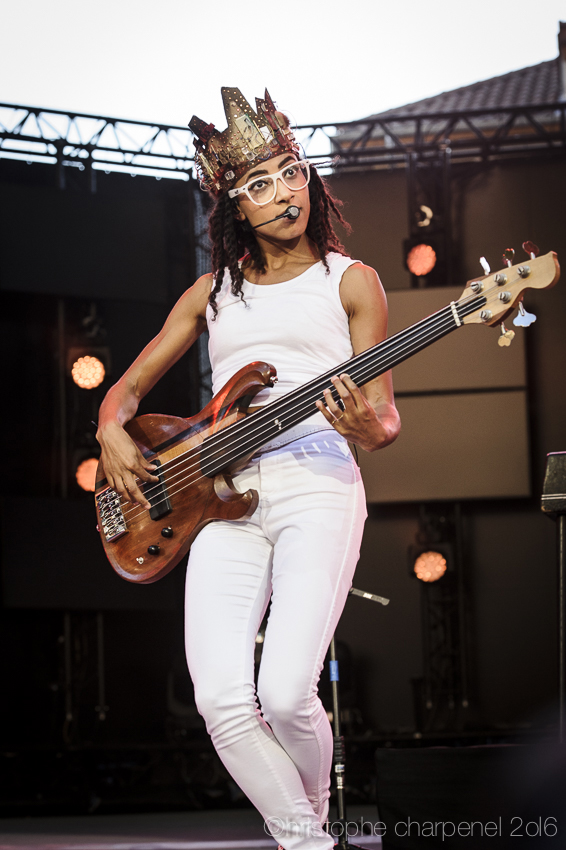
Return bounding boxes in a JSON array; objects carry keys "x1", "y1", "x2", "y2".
[{"x1": 206, "y1": 252, "x2": 359, "y2": 450}]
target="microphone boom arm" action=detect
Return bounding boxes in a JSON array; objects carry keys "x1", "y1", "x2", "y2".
[{"x1": 253, "y1": 205, "x2": 300, "y2": 229}]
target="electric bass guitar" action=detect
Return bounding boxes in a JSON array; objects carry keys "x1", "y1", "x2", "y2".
[{"x1": 95, "y1": 248, "x2": 559, "y2": 583}]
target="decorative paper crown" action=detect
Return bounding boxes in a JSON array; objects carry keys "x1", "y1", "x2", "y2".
[{"x1": 189, "y1": 87, "x2": 299, "y2": 195}]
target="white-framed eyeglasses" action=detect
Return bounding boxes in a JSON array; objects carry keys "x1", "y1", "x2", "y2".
[{"x1": 228, "y1": 159, "x2": 310, "y2": 206}]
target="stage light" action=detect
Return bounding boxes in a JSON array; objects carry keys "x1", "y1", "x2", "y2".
[
  {"x1": 413, "y1": 550, "x2": 447, "y2": 583},
  {"x1": 406, "y1": 243, "x2": 437, "y2": 276},
  {"x1": 403, "y1": 234, "x2": 445, "y2": 285},
  {"x1": 67, "y1": 346, "x2": 111, "y2": 390},
  {"x1": 76, "y1": 457, "x2": 99, "y2": 492},
  {"x1": 71, "y1": 354, "x2": 105, "y2": 389}
]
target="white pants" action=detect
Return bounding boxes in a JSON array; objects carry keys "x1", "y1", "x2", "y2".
[{"x1": 184, "y1": 433, "x2": 367, "y2": 850}]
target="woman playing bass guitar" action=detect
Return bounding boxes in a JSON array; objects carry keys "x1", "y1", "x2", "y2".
[{"x1": 96, "y1": 88, "x2": 400, "y2": 850}]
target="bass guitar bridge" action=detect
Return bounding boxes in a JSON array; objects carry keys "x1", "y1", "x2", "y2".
[{"x1": 96, "y1": 488, "x2": 127, "y2": 542}]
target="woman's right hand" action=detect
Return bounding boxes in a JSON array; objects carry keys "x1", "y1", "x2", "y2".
[{"x1": 97, "y1": 421, "x2": 159, "y2": 510}]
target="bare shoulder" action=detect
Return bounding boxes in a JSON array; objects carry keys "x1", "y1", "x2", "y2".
[
  {"x1": 340, "y1": 262, "x2": 387, "y2": 317},
  {"x1": 170, "y1": 273, "x2": 213, "y2": 323},
  {"x1": 184, "y1": 272, "x2": 214, "y2": 308}
]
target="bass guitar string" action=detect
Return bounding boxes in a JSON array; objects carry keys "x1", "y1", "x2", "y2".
[
  {"x1": 118, "y1": 297, "x2": 480, "y2": 527},
  {"x1": 118, "y1": 295, "x2": 480, "y2": 517}
]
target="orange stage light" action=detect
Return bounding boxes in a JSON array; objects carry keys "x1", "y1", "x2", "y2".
[
  {"x1": 71, "y1": 355, "x2": 105, "y2": 389},
  {"x1": 406, "y1": 243, "x2": 437, "y2": 277},
  {"x1": 413, "y1": 550, "x2": 447, "y2": 583},
  {"x1": 76, "y1": 457, "x2": 99, "y2": 492}
]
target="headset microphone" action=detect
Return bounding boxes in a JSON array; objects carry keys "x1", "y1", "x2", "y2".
[{"x1": 253, "y1": 205, "x2": 300, "y2": 229}]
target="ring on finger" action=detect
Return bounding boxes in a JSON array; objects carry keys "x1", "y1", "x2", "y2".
[{"x1": 333, "y1": 412, "x2": 345, "y2": 423}]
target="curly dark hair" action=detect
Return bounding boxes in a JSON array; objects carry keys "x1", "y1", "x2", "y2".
[{"x1": 207, "y1": 165, "x2": 351, "y2": 317}]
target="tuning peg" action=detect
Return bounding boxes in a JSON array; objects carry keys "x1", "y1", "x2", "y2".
[
  {"x1": 512, "y1": 301, "x2": 537, "y2": 328},
  {"x1": 498, "y1": 323, "x2": 515, "y2": 347},
  {"x1": 522, "y1": 241, "x2": 539, "y2": 260},
  {"x1": 479, "y1": 257, "x2": 491, "y2": 275},
  {"x1": 502, "y1": 248, "x2": 515, "y2": 268}
]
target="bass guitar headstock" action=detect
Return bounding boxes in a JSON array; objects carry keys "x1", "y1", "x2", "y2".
[{"x1": 458, "y1": 244, "x2": 559, "y2": 346}]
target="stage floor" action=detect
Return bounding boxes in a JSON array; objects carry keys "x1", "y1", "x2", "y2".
[{"x1": 0, "y1": 807, "x2": 382, "y2": 849}]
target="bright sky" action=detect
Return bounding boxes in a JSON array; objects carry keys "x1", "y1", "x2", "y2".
[{"x1": 1, "y1": 0, "x2": 564, "y2": 129}]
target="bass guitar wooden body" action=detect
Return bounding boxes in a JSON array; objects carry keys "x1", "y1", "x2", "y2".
[{"x1": 95, "y1": 362, "x2": 276, "y2": 583}]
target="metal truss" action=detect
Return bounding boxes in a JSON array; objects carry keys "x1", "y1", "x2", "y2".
[
  {"x1": 0, "y1": 103, "x2": 332, "y2": 181},
  {"x1": 2, "y1": 101, "x2": 563, "y2": 184},
  {"x1": 326, "y1": 101, "x2": 566, "y2": 168},
  {"x1": 0, "y1": 103, "x2": 195, "y2": 181},
  {"x1": 419, "y1": 579, "x2": 464, "y2": 732}
]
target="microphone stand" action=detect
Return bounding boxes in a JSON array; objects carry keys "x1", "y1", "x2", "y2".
[{"x1": 329, "y1": 586, "x2": 389, "y2": 850}]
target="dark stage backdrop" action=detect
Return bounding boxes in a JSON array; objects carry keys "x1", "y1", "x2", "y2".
[
  {"x1": 0, "y1": 161, "x2": 201, "y2": 612},
  {"x1": 1, "y1": 181, "x2": 169, "y2": 303},
  {"x1": 1, "y1": 154, "x2": 565, "y2": 741}
]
